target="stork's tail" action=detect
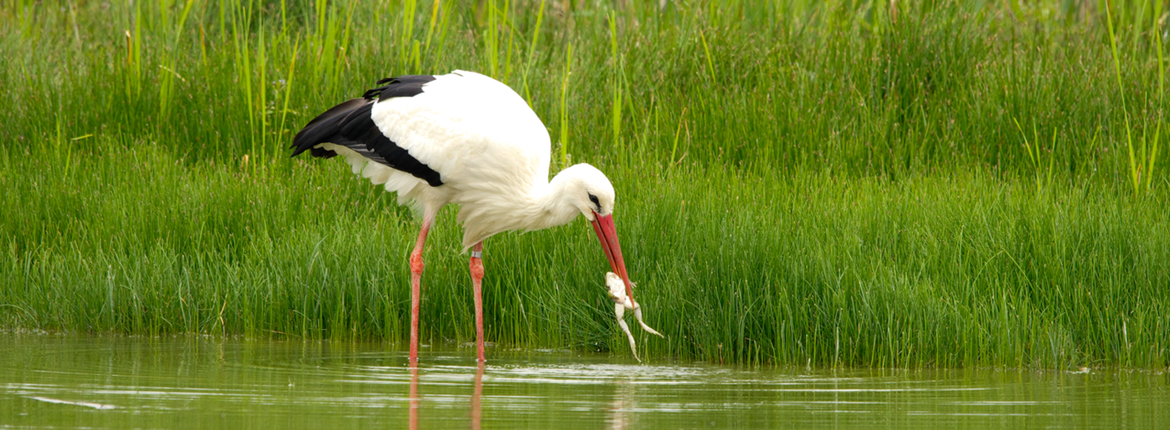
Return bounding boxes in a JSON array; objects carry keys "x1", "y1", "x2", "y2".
[{"x1": 290, "y1": 98, "x2": 370, "y2": 159}]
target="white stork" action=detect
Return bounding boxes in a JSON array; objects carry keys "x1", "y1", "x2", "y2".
[{"x1": 291, "y1": 70, "x2": 649, "y2": 363}]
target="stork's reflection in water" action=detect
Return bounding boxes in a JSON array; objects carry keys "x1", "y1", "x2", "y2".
[{"x1": 408, "y1": 363, "x2": 486, "y2": 430}]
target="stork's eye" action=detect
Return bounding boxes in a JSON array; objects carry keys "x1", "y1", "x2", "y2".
[{"x1": 588, "y1": 193, "x2": 601, "y2": 211}]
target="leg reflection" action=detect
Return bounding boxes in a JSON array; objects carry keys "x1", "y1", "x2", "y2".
[
  {"x1": 409, "y1": 366, "x2": 420, "y2": 430},
  {"x1": 470, "y1": 362, "x2": 485, "y2": 430}
]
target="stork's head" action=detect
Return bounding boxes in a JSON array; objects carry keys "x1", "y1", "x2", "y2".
[
  {"x1": 554, "y1": 164, "x2": 616, "y2": 221},
  {"x1": 555, "y1": 164, "x2": 637, "y2": 308}
]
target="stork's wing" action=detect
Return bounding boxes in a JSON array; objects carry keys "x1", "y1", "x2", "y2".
[
  {"x1": 291, "y1": 71, "x2": 551, "y2": 191},
  {"x1": 291, "y1": 75, "x2": 443, "y2": 186}
]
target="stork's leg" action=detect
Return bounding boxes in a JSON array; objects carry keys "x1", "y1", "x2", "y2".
[
  {"x1": 469, "y1": 242, "x2": 486, "y2": 362},
  {"x1": 409, "y1": 211, "x2": 437, "y2": 365}
]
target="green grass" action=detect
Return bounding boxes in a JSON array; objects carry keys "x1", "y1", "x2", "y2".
[{"x1": 1, "y1": 0, "x2": 1168, "y2": 368}]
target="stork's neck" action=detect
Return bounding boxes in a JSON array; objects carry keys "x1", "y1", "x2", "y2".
[
  {"x1": 458, "y1": 169, "x2": 583, "y2": 248},
  {"x1": 524, "y1": 171, "x2": 585, "y2": 230}
]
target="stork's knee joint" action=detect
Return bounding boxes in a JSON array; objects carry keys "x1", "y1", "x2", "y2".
[
  {"x1": 469, "y1": 259, "x2": 484, "y2": 280},
  {"x1": 410, "y1": 252, "x2": 425, "y2": 274}
]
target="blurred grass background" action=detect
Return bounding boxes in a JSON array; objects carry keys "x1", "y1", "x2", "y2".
[{"x1": 1, "y1": 0, "x2": 1168, "y2": 368}]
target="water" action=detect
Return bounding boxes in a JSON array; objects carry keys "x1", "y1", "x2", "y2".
[{"x1": 1, "y1": 334, "x2": 1167, "y2": 429}]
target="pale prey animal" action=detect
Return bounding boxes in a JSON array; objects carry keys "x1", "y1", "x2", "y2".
[
  {"x1": 291, "y1": 70, "x2": 649, "y2": 364},
  {"x1": 605, "y1": 272, "x2": 663, "y2": 362}
]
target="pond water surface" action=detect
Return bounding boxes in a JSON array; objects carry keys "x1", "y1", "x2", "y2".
[{"x1": 1, "y1": 334, "x2": 1166, "y2": 429}]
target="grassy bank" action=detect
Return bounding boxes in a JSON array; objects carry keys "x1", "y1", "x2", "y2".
[{"x1": 2, "y1": 0, "x2": 1168, "y2": 368}]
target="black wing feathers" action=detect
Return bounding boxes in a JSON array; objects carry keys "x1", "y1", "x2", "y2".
[
  {"x1": 290, "y1": 98, "x2": 367, "y2": 158},
  {"x1": 365, "y1": 75, "x2": 435, "y2": 101},
  {"x1": 290, "y1": 75, "x2": 443, "y2": 187}
]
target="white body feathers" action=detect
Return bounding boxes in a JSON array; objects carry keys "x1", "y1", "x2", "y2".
[{"x1": 318, "y1": 71, "x2": 605, "y2": 248}]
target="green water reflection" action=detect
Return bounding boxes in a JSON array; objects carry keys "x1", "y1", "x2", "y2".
[{"x1": 1, "y1": 334, "x2": 1167, "y2": 429}]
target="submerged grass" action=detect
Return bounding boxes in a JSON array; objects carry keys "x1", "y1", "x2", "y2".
[{"x1": 1, "y1": 0, "x2": 1168, "y2": 368}]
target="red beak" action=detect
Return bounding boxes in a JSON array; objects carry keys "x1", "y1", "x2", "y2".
[{"x1": 591, "y1": 213, "x2": 637, "y2": 308}]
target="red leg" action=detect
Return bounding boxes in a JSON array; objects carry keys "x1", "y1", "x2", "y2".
[
  {"x1": 409, "y1": 212, "x2": 436, "y2": 365},
  {"x1": 469, "y1": 242, "x2": 486, "y2": 362}
]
